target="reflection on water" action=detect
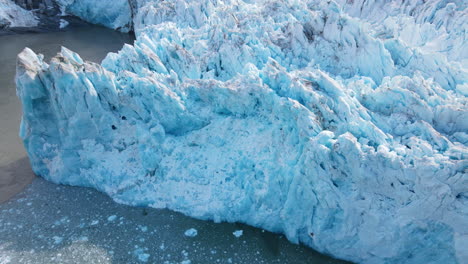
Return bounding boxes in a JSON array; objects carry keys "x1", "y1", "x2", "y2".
[{"x1": 0, "y1": 26, "x2": 351, "y2": 263}]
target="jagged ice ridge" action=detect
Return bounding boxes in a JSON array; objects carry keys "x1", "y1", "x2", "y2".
[{"x1": 14, "y1": 0, "x2": 467, "y2": 263}]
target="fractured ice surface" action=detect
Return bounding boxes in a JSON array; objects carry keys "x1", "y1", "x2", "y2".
[
  {"x1": 15, "y1": 0, "x2": 467, "y2": 263},
  {"x1": 0, "y1": 0, "x2": 38, "y2": 28},
  {"x1": 55, "y1": 0, "x2": 133, "y2": 31}
]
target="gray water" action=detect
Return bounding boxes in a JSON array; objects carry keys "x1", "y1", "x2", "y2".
[{"x1": 0, "y1": 26, "x2": 350, "y2": 264}]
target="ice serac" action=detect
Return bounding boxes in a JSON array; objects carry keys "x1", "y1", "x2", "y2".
[
  {"x1": 15, "y1": 0, "x2": 467, "y2": 263},
  {"x1": 0, "y1": 0, "x2": 38, "y2": 28}
]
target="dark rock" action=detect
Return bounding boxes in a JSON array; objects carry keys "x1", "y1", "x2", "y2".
[{"x1": 0, "y1": 18, "x2": 11, "y2": 29}]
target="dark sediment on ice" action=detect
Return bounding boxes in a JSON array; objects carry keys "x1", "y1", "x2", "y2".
[{"x1": 1, "y1": 0, "x2": 89, "y2": 35}]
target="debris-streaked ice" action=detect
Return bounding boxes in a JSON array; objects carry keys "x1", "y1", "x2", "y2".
[
  {"x1": 14, "y1": 0, "x2": 467, "y2": 263},
  {"x1": 0, "y1": 0, "x2": 38, "y2": 28}
]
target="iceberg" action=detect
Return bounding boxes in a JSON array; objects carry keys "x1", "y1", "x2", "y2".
[{"x1": 14, "y1": 0, "x2": 467, "y2": 263}]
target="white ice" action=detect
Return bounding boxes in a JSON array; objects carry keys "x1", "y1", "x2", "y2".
[{"x1": 0, "y1": 0, "x2": 37, "y2": 28}]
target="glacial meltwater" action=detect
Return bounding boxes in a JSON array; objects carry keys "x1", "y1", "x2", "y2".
[{"x1": 0, "y1": 25, "x2": 349, "y2": 264}]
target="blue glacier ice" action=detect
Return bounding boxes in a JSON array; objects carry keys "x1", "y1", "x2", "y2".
[
  {"x1": 14, "y1": 0, "x2": 467, "y2": 263},
  {"x1": 56, "y1": 0, "x2": 133, "y2": 31}
]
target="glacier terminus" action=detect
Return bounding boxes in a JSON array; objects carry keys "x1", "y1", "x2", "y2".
[{"x1": 13, "y1": 0, "x2": 467, "y2": 263}]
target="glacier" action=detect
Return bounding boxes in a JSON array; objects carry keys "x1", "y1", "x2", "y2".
[
  {"x1": 13, "y1": 0, "x2": 467, "y2": 263},
  {"x1": 0, "y1": 0, "x2": 38, "y2": 28},
  {"x1": 55, "y1": 0, "x2": 134, "y2": 31}
]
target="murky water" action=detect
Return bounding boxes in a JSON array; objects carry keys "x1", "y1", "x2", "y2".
[{"x1": 0, "y1": 26, "x2": 351, "y2": 264}]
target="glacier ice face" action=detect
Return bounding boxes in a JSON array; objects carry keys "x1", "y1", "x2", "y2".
[
  {"x1": 15, "y1": 0, "x2": 467, "y2": 263},
  {"x1": 0, "y1": 0, "x2": 38, "y2": 28},
  {"x1": 55, "y1": 0, "x2": 133, "y2": 31}
]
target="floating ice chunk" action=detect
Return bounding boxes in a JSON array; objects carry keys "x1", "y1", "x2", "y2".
[
  {"x1": 52, "y1": 236, "x2": 63, "y2": 244},
  {"x1": 184, "y1": 228, "x2": 198, "y2": 238},
  {"x1": 232, "y1": 230, "x2": 243, "y2": 238},
  {"x1": 134, "y1": 248, "x2": 150, "y2": 262},
  {"x1": 107, "y1": 215, "x2": 117, "y2": 222},
  {"x1": 59, "y1": 19, "x2": 69, "y2": 29}
]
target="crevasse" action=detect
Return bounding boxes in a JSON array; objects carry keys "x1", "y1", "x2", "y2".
[{"x1": 15, "y1": 1, "x2": 467, "y2": 263}]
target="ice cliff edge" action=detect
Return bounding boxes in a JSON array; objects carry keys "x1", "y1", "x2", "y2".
[{"x1": 15, "y1": 0, "x2": 467, "y2": 263}]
